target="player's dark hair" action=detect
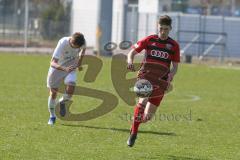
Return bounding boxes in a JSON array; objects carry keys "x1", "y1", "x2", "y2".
[
  {"x1": 72, "y1": 32, "x2": 85, "y2": 47},
  {"x1": 158, "y1": 15, "x2": 172, "y2": 26}
]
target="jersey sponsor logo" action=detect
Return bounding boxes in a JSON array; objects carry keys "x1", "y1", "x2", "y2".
[
  {"x1": 64, "y1": 55, "x2": 75, "y2": 61},
  {"x1": 150, "y1": 50, "x2": 169, "y2": 59}
]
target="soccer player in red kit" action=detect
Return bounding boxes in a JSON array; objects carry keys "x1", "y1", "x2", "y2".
[{"x1": 126, "y1": 15, "x2": 180, "y2": 147}]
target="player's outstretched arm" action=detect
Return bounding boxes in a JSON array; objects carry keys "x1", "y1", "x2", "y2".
[
  {"x1": 50, "y1": 58, "x2": 65, "y2": 71},
  {"x1": 167, "y1": 62, "x2": 178, "y2": 82},
  {"x1": 77, "y1": 46, "x2": 86, "y2": 71},
  {"x1": 50, "y1": 58, "x2": 75, "y2": 73},
  {"x1": 127, "y1": 49, "x2": 138, "y2": 71}
]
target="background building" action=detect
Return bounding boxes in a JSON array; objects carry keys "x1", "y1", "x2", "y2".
[
  {"x1": 70, "y1": 0, "x2": 240, "y2": 59},
  {"x1": 1, "y1": 0, "x2": 240, "y2": 59}
]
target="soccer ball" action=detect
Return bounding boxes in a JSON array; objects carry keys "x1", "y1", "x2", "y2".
[{"x1": 133, "y1": 79, "x2": 153, "y2": 98}]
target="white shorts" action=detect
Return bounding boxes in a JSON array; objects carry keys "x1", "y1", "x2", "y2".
[{"x1": 47, "y1": 67, "x2": 77, "y2": 88}]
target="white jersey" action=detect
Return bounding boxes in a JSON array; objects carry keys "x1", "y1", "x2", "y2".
[
  {"x1": 52, "y1": 37, "x2": 80, "y2": 67},
  {"x1": 47, "y1": 37, "x2": 83, "y2": 88}
]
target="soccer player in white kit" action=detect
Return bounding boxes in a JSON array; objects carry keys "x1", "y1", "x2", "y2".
[{"x1": 47, "y1": 32, "x2": 86, "y2": 125}]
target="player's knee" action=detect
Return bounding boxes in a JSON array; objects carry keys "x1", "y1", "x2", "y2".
[
  {"x1": 65, "y1": 82, "x2": 76, "y2": 95},
  {"x1": 50, "y1": 92, "x2": 57, "y2": 99},
  {"x1": 50, "y1": 89, "x2": 58, "y2": 99},
  {"x1": 65, "y1": 81, "x2": 76, "y2": 87}
]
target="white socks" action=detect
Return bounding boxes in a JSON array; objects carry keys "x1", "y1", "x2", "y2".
[
  {"x1": 48, "y1": 94, "x2": 72, "y2": 118},
  {"x1": 59, "y1": 93, "x2": 72, "y2": 103},
  {"x1": 48, "y1": 96, "x2": 56, "y2": 118}
]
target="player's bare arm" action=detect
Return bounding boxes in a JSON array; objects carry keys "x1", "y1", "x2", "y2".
[
  {"x1": 50, "y1": 58, "x2": 75, "y2": 73},
  {"x1": 77, "y1": 46, "x2": 86, "y2": 71},
  {"x1": 127, "y1": 49, "x2": 138, "y2": 71},
  {"x1": 168, "y1": 62, "x2": 178, "y2": 82}
]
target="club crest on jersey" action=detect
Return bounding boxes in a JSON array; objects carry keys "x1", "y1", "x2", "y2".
[
  {"x1": 134, "y1": 43, "x2": 139, "y2": 48},
  {"x1": 166, "y1": 43, "x2": 173, "y2": 50}
]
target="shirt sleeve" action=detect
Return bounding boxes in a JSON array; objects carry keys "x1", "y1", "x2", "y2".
[
  {"x1": 172, "y1": 42, "x2": 180, "y2": 62},
  {"x1": 132, "y1": 36, "x2": 148, "y2": 53},
  {"x1": 52, "y1": 39, "x2": 65, "y2": 59}
]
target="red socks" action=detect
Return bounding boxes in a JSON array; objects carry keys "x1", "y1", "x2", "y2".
[{"x1": 131, "y1": 103, "x2": 145, "y2": 134}]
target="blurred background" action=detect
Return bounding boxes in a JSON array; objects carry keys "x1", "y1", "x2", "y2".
[{"x1": 0, "y1": 0, "x2": 240, "y2": 63}]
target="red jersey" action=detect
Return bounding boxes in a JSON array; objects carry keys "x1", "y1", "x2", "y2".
[{"x1": 132, "y1": 34, "x2": 180, "y2": 69}]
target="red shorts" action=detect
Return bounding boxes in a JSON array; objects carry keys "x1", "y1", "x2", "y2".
[
  {"x1": 148, "y1": 84, "x2": 165, "y2": 106},
  {"x1": 137, "y1": 63, "x2": 169, "y2": 106}
]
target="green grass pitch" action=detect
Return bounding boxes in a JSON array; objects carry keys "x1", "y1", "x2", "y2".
[{"x1": 0, "y1": 53, "x2": 239, "y2": 160}]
